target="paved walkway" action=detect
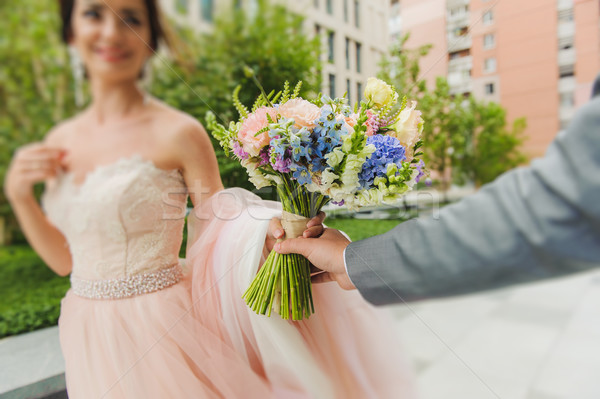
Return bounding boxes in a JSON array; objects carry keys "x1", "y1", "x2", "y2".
[{"x1": 393, "y1": 268, "x2": 600, "y2": 399}]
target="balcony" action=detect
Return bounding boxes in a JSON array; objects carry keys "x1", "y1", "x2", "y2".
[
  {"x1": 558, "y1": 47, "x2": 576, "y2": 67},
  {"x1": 557, "y1": 0, "x2": 574, "y2": 12},
  {"x1": 449, "y1": 80, "x2": 473, "y2": 95},
  {"x1": 558, "y1": 76, "x2": 576, "y2": 93},
  {"x1": 447, "y1": 34, "x2": 472, "y2": 52},
  {"x1": 559, "y1": 106, "x2": 576, "y2": 122},
  {"x1": 448, "y1": 66, "x2": 472, "y2": 95},
  {"x1": 447, "y1": 12, "x2": 470, "y2": 31},
  {"x1": 447, "y1": 0, "x2": 469, "y2": 9},
  {"x1": 448, "y1": 55, "x2": 472, "y2": 72},
  {"x1": 557, "y1": 22, "x2": 575, "y2": 39}
]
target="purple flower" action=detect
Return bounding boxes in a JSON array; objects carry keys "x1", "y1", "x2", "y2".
[
  {"x1": 414, "y1": 159, "x2": 425, "y2": 183},
  {"x1": 258, "y1": 148, "x2": 270, "y2": 167},
  {"x1": 272, "y1": 153, "x2": 292, "y2": 173},
  {"x1": 232, "y1": 141, "x2": 250, "y2": 160}
]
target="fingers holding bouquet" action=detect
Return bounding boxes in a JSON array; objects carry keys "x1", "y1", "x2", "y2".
[{"x1": 266, "y1": 212, "x2": 326, "y2": 252}]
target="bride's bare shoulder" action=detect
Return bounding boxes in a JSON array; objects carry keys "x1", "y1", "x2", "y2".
[
  {"x1": 151, "y1": 100, "x2": 206, "y2": 133},
  {"x1": 151, "y1": 100, "x2": 211, "y2": 147},
  {"x1": 44, "y1": 114, "x2": 84, "y2": 148}
]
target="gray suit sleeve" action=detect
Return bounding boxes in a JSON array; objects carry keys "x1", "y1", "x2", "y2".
[{"x1": 346, "y1": 97, "x2": 600, "y2": 305}]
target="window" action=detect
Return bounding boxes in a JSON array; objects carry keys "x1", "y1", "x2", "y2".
[
  {"x1": 357, "y1": 81, "x2": 363, "y2": 102},
  {"x1": 200, "y1": 0, "x2": 214, "y2": 22},
  {"x1": 315, "y1": 24, "x2": 321, "y2": 36},
  {"x1": 344, "y1": 0, "x2": 349, "y2": 22},
  {"x1": 329, "y1": 74, "x2": 336, "y2": 98},
  {"x1": 234, "y1": 0, "x2": 242, "y2": 9},
  {"x1": 346, "y1": 79, "x2": 351, "y2": 100},
  {"x1": 484, "y1": 57, "x2": 496, "y2": 73},
  {"x1": 355, "y1": 42, "x2": 362, "y2": 73},
  {"x1": 484, "y1": 82, "x2": 495, "y2": 95},
  {"x1": 483, "y1": 33, "x2": 495, "y2": 49},
  {"x1": 327, "y1": 31, "x2": 335, "y2": 63},
  {"x1": 326, "y1": 0, "x2": 333, "y2": 14},
  {"x1": 354, "y1": 0, "x2": 360, "y2": 28},
  {"x1": 313, "y1": 0, "x2": 319, "y2": 8},
  {"x1": 483, "y1": 10, "x2": 493, "y2": 24},
  {"x1": 345, "y1": 38, "x2": 351, "y2": 69}
]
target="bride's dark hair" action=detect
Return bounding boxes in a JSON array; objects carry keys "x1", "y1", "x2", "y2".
[{"x1": 58, "y1": 0, "x2": 170, "y2": 51}]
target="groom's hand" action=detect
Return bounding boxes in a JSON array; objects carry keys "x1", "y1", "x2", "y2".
[
  {"x1": 275, "y1": 228, "x2": 356, "y2": 290},
  {"x1": 265, "y1": 212, "x2": 326, "y2": 252}
]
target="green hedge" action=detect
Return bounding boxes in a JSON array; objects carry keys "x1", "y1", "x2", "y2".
[{"x1": 0, "y1": 246, "x2": 70, "y2": 338}]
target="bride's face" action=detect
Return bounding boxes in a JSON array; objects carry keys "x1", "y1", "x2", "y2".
[{"x1": 70, "y1": 0, "x2": 153, "y2": 84}]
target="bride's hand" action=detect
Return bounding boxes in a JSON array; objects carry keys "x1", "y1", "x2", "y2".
[
  {"x1": 265, "y1": 212, "x2": 326, "y2": 252},
  {"x1": 4, "y1": 143, "x2": 64, "y2": 203}
]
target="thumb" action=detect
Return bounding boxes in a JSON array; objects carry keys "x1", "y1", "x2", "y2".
[{"x1": 275, "y1": 237, "x2": 311, "y2": 256}]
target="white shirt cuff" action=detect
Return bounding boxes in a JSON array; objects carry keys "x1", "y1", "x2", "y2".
[{"x1": 342, "y1": 246, "x2": 350, "y2": 276}]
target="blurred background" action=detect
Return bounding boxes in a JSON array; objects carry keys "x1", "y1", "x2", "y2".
[{"x1": 1, "y1": 0, "x2": 599, "y2": 398}]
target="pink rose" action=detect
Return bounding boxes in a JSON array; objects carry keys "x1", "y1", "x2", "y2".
[
  {"x1": 277, "y1": 99, "x2": 321, "y2": 129},
  {"x1": 238, "y1": 107, "x2": 278, "y2": 156}
]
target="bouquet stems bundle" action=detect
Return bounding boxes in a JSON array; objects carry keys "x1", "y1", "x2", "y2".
[{"x1": 243, "y1": 176, "x2": 328, "y2": 320}]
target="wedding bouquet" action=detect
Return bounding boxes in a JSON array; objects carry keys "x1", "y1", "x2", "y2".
[{"x1": 206, "y1": 75, "x2": 426, "y2": 320}]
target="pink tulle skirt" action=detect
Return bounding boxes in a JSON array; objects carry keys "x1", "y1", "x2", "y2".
[{"x1": 59, "y1": 189, "x2": 416, "y2": 398}]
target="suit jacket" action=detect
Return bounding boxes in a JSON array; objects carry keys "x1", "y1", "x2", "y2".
[{"x1": 346, "y1": 95, "x2": 600, "y2": 305}]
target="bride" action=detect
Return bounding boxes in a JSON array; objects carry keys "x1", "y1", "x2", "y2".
[{"x1": 4, "y1": 0, "x2": 416, "y2": 397}]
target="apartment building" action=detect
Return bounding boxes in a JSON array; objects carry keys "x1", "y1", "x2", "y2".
[
  {"x1": 391, "y1": 0, "x2": 600, "y2": 158},
  {"x1": 159, "y1": 0, "x2": 391, "y2": 105}
]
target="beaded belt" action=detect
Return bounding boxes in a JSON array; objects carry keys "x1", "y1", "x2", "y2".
[{"x1": 71, "y1": 264, "x2": 183, "y2": 300}]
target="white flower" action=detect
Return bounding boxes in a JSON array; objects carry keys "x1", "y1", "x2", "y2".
[
  {"x1": 364, "y1": 77, "x2": 398, "y2": 108},
  {"x1": 319, "y1": 169, "x2": 339, "y2": 192},
  {"x1": 389, "y1": 100, "x2": 423, "y2": 160},
  {"x1": 242, "y1": 159, "x2": 271, "y2": 189},
  {"x1": 325, "y1": 148, "x2": 345, "y2": 168}
]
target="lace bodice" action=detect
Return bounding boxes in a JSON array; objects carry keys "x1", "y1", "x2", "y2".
[{"x1": 42, "y1": 155, "x2": 187, "y2": 281}]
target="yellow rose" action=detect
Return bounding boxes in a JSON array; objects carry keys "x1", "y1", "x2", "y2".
[{"x1": 364, "y1": 77, "x2": 398, "y2": 108}]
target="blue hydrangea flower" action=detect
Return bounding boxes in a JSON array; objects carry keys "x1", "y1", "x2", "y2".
[{"x1": 358, "y1": 135, "x2": 406, "y2": 189}]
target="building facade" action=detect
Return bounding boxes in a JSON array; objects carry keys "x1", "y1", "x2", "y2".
[
  {"x1": 392, "y1": 0, "x2": 600, "y2": 158},
  {"x1": 159, "y1": 0, "x2": 391, "y2": 105}
]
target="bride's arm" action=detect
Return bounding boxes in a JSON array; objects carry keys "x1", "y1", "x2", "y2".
[
  {"x1": 168, "y1": 116, "x2": 224, "y2": 208},
  {"x1": 4, "y1": 141, "x2": 72, "y2": 276}
]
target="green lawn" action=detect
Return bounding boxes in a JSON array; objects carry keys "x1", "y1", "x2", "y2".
[
  {"x1": 0, "y1": 246, "x2": 70, "y2": 338},
  {"x1": 325, "y1": 218, "x2": 404, "y2": 241},
  {"x1": 0, "y1": 217, "x2": 405, "y2": 338}
]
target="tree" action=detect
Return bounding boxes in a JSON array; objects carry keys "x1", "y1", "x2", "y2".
[
  {"x1": 0, "y1": 1, "x2": 78, "y2": 244},
  {"x1": 378, "y1": 33, "x2": 527, "y2": 193},
  {"x1": 453, "y1": 100, "x2": 527, "y2": 187},
  {"x1": 151, "y1": 0, "x2": 321, "y2": 190}
]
